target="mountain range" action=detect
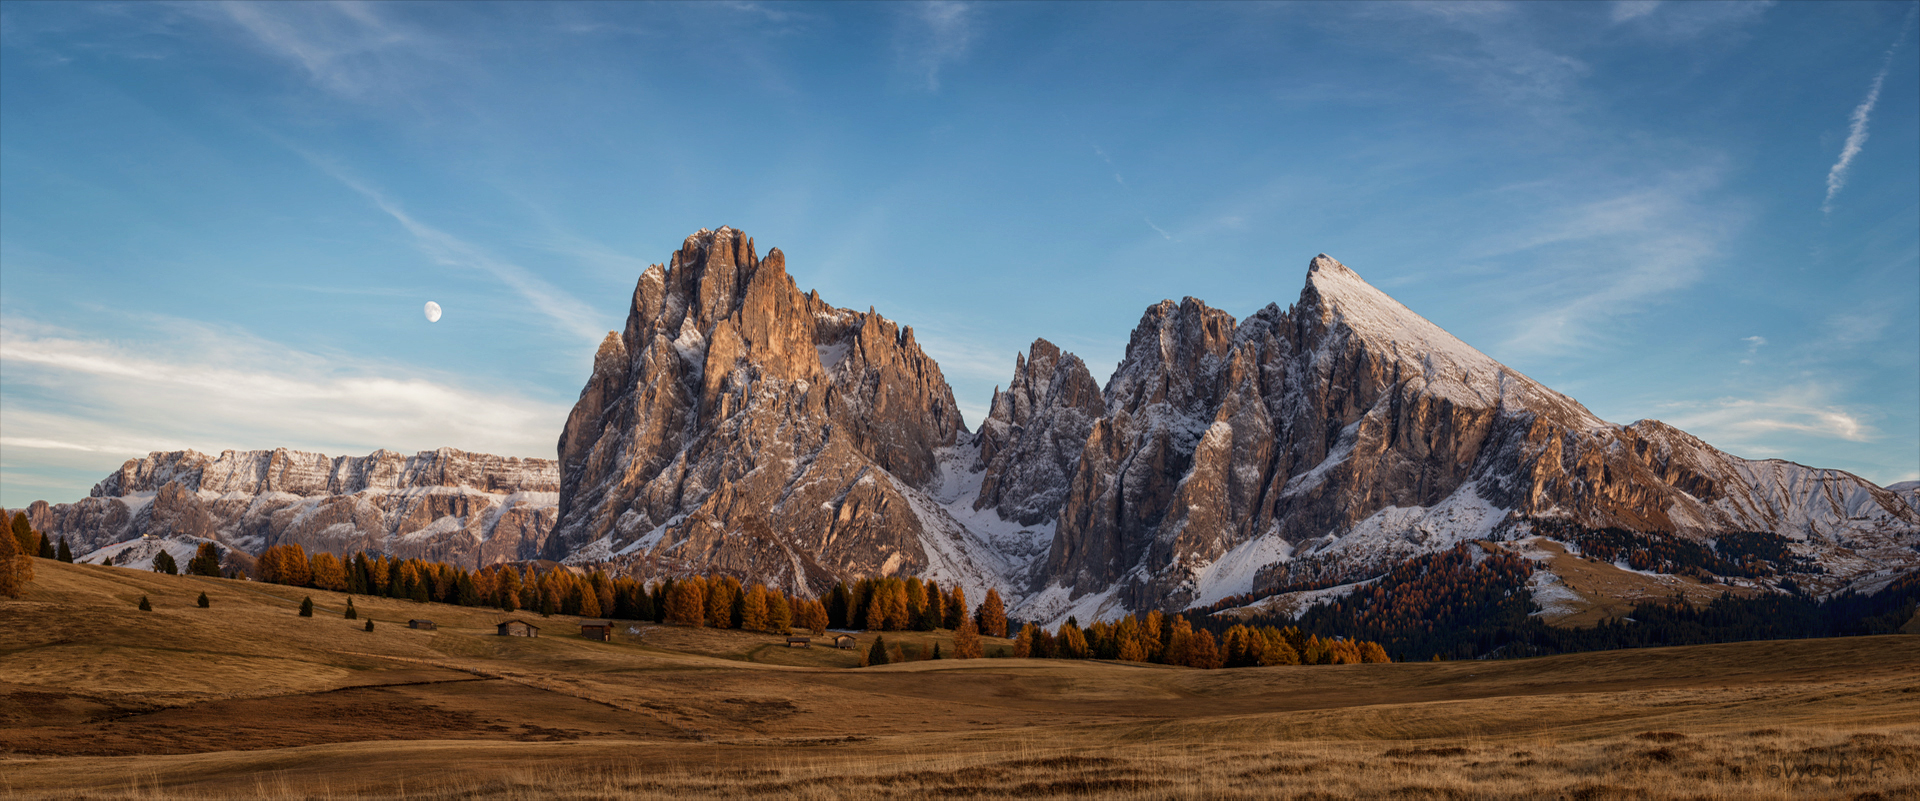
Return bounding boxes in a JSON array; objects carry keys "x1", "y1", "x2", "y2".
[{"x1": 16, "y1": 227, "x2": 1919, "y2": 625}]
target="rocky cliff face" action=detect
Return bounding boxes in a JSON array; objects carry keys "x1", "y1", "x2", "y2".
[
  {"x1": 545, "y1": 227, "x2": 1015, "y2": 599},
  {"x1": 16, "y1": 448, "x2": 558, "y2": 568},
  {"x1": 1018, "y1": 255, "x2": 1920, "y2": 622},
  {"x1": 971, "y1": 339, "x2": 1104, "y2": 527}
]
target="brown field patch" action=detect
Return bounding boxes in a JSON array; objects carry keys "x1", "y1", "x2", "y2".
[{"x1": 1, "y1": 559, "x2": 1917, "y2": 800}]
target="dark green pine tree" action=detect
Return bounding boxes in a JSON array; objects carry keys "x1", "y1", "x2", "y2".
[
  {"x1": 153, "y1": 550, "x2": 179, "y2": 575},
  {"x1": 56, "y1": 538, "x2": 73, "y2": 563},
  {"x1": 348, "y1": 553, "x2": 371, "y2": 595},
  {"x1": 409, "y1": 575, "x2": 429, "y2": 604},
  {"x1": 137, "y1": 596, "x2": 152, "y2": 611},
  {"x1": 652, "y1": 579, "x2": 672, "y2": 623},
  {"x1": 299, "y1": 596, "x2": 314, "y2": 617},
  {"x1": 634, "y1": 583, "x2": 655, "y2": 622},
  {"x1": 932, "y1": 643, "x2": 943, "y2": 660},
  {"x1": 540, "y1": 592, "x2": 557, "y2": 617},
  {"x1": 457, "y1": 573, "x2": 480, "y2": 607},
  {"x1": 197, "y1": 592, "x2": 210, "y2": 608},
  {"x1": 187, "y1": 543, "x2": 221, "y2": 577},
  {"x1": 828, "y1": 582, "x2": 851, "y2": 629},
  {"x1": 38, "y1": 535, "x2": 55, "y2": 559},
  {"x1": 345, "y1": 598, "x2": 358, "y2": 619},
  {"x1": 364, "y1": 619, "x2": 375, "y2": 632},
  {"x1": 868, "y1": 635, "x2": 890, "y2": 666},
  {"x1": 386, "y1": 560, "x2": 405, "y2": 599}
]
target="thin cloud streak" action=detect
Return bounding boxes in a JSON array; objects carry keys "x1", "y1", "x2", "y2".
[
  {"x1": 310, "y1": 161, "x2": 610, "y2": 344},
  {"x1": 213, "y1": 0, "x2": 418, "y2": 98},
  {"x1": 0, "y1": 318, "x2": 572, "y2": 501},
  {"x1": 899, "y1": 1, "x2": 974, "y2": 92},
  {"x1": 1659, "y1": 384, "x2": 1877, "y2": 447},
  {"x1": 1824, "y1": 15, "x2": 1915, "y2": 215},
  {"x1": 1471, "y1": 169, "x2": 1741, "y2": 357}
]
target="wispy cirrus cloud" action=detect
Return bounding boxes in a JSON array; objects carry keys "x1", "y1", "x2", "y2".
[
  {"x1": 0, "y1": 316, "x2": 571, "y2": 505},
  {"x1": 1384, "y1": 1, "x2": 1591, "y2": 106},
  {"x1": 1609, "y1": 0, "x2": 1771, "y2": 40},
  {"x1": 896, "y1": 1, "x2": 975, "y2": 92},
  {"x1": 1658, "y1": 384, "x2": 1877, "y2": 450},
  {"x1": 302, "y1": 159, "x2": 610, "y2": 344},
  {"x1": 210, "y1": 0, "x2": 433, "y2": 99},
  {"x1": 1824, "y1": 16, "x2": 1915, "y2": 215},
  {"x1": 1470, "y1": 167, "x2": 1743, "y2": 356},
  {"x1": 1089, "y1": 143, "x2": 1180, "y2": 242},
  {"x1": 1611, "y1": 1, "x2": 1663, "y2": 23}
]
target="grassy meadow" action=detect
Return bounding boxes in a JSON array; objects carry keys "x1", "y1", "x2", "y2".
[{"x1": 2, "y1": 559, "x2": 1916, "y2": 800}]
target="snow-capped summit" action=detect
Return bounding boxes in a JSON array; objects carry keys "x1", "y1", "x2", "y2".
[{"x1": 1016, "y1": 254, "x2": 1920, "y2": 623}]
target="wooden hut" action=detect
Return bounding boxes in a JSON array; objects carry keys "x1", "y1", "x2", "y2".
[
  {"x1": 786, "y1": 636, "x2": 811, "y2": 648},
  {"x1": 833, "y1": 634, "x2": 857, "y2": 650},
  {"x1": 407, "y1": 619, "x2": 436, "y2": 631},
  {"x1": 580, "y1": 621, "x2": 613, "y2": 642},
  {"x1": 496, "y1": 619, "x2": 540, "y2": 638}
]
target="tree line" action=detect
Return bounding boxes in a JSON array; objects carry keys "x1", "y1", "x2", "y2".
[
  {"x1": 1010, "y1": 611, "x2": 1389, "y2": 668},
  {"x1": 1235, "y1": 542, "x2": 1920, "y2": 662}
]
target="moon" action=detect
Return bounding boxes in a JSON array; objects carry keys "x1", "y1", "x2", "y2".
[{"x1": 424, "y1": 301, "x2": 442, "y2": 323}]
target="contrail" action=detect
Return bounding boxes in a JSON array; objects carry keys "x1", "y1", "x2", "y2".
[{"x1": 1825, "y1": 9, "x2": 1916, "y2": 215}]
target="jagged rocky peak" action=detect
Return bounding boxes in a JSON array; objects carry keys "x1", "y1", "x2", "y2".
[
  {"x1": 1020, "y1": 253, "x2": 1920, "y2": 624},
  {"x1": 21, "y1": 448, "x2": 560, "y2": 570},
  {"x1": 94, "y1": 447, "x2": 556, "y2": 499},
  {"x1": 548, "y1": 227, "x2": 986, "y2": 597},
  {"x1": 1107, "y1": 297, "x2": 1239, "y2": 417},
  {"x1": 1298, "y1": 253, "x2": 1602, "y2": 424},
  {"x1": 973, "y1": 339, "x2": 1103, "y2": 526}
]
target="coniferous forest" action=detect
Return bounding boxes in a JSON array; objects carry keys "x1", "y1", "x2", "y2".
[{"x1": 1219, "y1": 544, "x2": 1920, "y2": 662}]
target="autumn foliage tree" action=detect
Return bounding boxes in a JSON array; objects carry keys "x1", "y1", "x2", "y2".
[
  {"x1": 952, "y1": 616, "x2": 984, "y2": 659},
  {"x1": 187, "y1": 543, "x2": 222, "y2": 577},
  {"x1": 308, "y1": 553, "x2": 348, "y2": 591},
  {"x1": 976, "y1": 588, "x2": 1008, "y2": 638},
  {"x1": 665, "y1": 577, "x2": 707, "y2": 627},
  {"x1": 741, "y1": 583, "x2": 771, "y2": 632},
  {"x1": 944, "y1": 585, "x2": 968, "y2": 630},
  {"x1": 9, "y1": 512, "x2": 36, "y2": 557},
  {"x1": 0, "y1": 519, "x2": 29, "y2": 598}
]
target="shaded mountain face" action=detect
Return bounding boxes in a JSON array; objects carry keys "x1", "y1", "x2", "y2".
[
  {"x1": 1022, "y1": 255, "x2": 1920, "y2": 620},
  {"x1": 544, "y1": 227, "x2": 1012, "y2": 598},
  {"x1": 14, "y1": 448, "x2": 558, "y2": 569},
  {"x1": 971, "y1": 339, "x2": 1104, "y2": 527}
]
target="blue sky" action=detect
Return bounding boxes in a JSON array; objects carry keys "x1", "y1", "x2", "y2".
[{"x1": 2, "y1": 0, "x2": 1916, "y2": 508}]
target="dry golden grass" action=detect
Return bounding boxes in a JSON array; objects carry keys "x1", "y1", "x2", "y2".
[
  {"x1": 1520, "y1": 540, "x2": 1754, "y2": 627},
  {"x1": 3, "y1": 559, "x2": 1917, "y2": 800}
]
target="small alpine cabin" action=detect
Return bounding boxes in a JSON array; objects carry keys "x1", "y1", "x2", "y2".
[{"x1": 496, "y1": 619, "x2": 540, "y2": 638}]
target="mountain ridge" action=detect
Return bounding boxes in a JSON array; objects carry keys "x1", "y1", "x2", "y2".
[{"x1": 18, "y1": 230, "x2": 1918, "y2": 629}]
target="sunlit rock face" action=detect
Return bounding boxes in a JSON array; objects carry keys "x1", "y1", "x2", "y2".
[
  {"x1": 18, "y1": 448, "x2": 559, "y2": 567},
  {"x1": 545, "y1": 227, "x2": 1005, "y2": 598},
  {"x1": 1025, "y1": 255, "x2": 1920, "y2": 620}
]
